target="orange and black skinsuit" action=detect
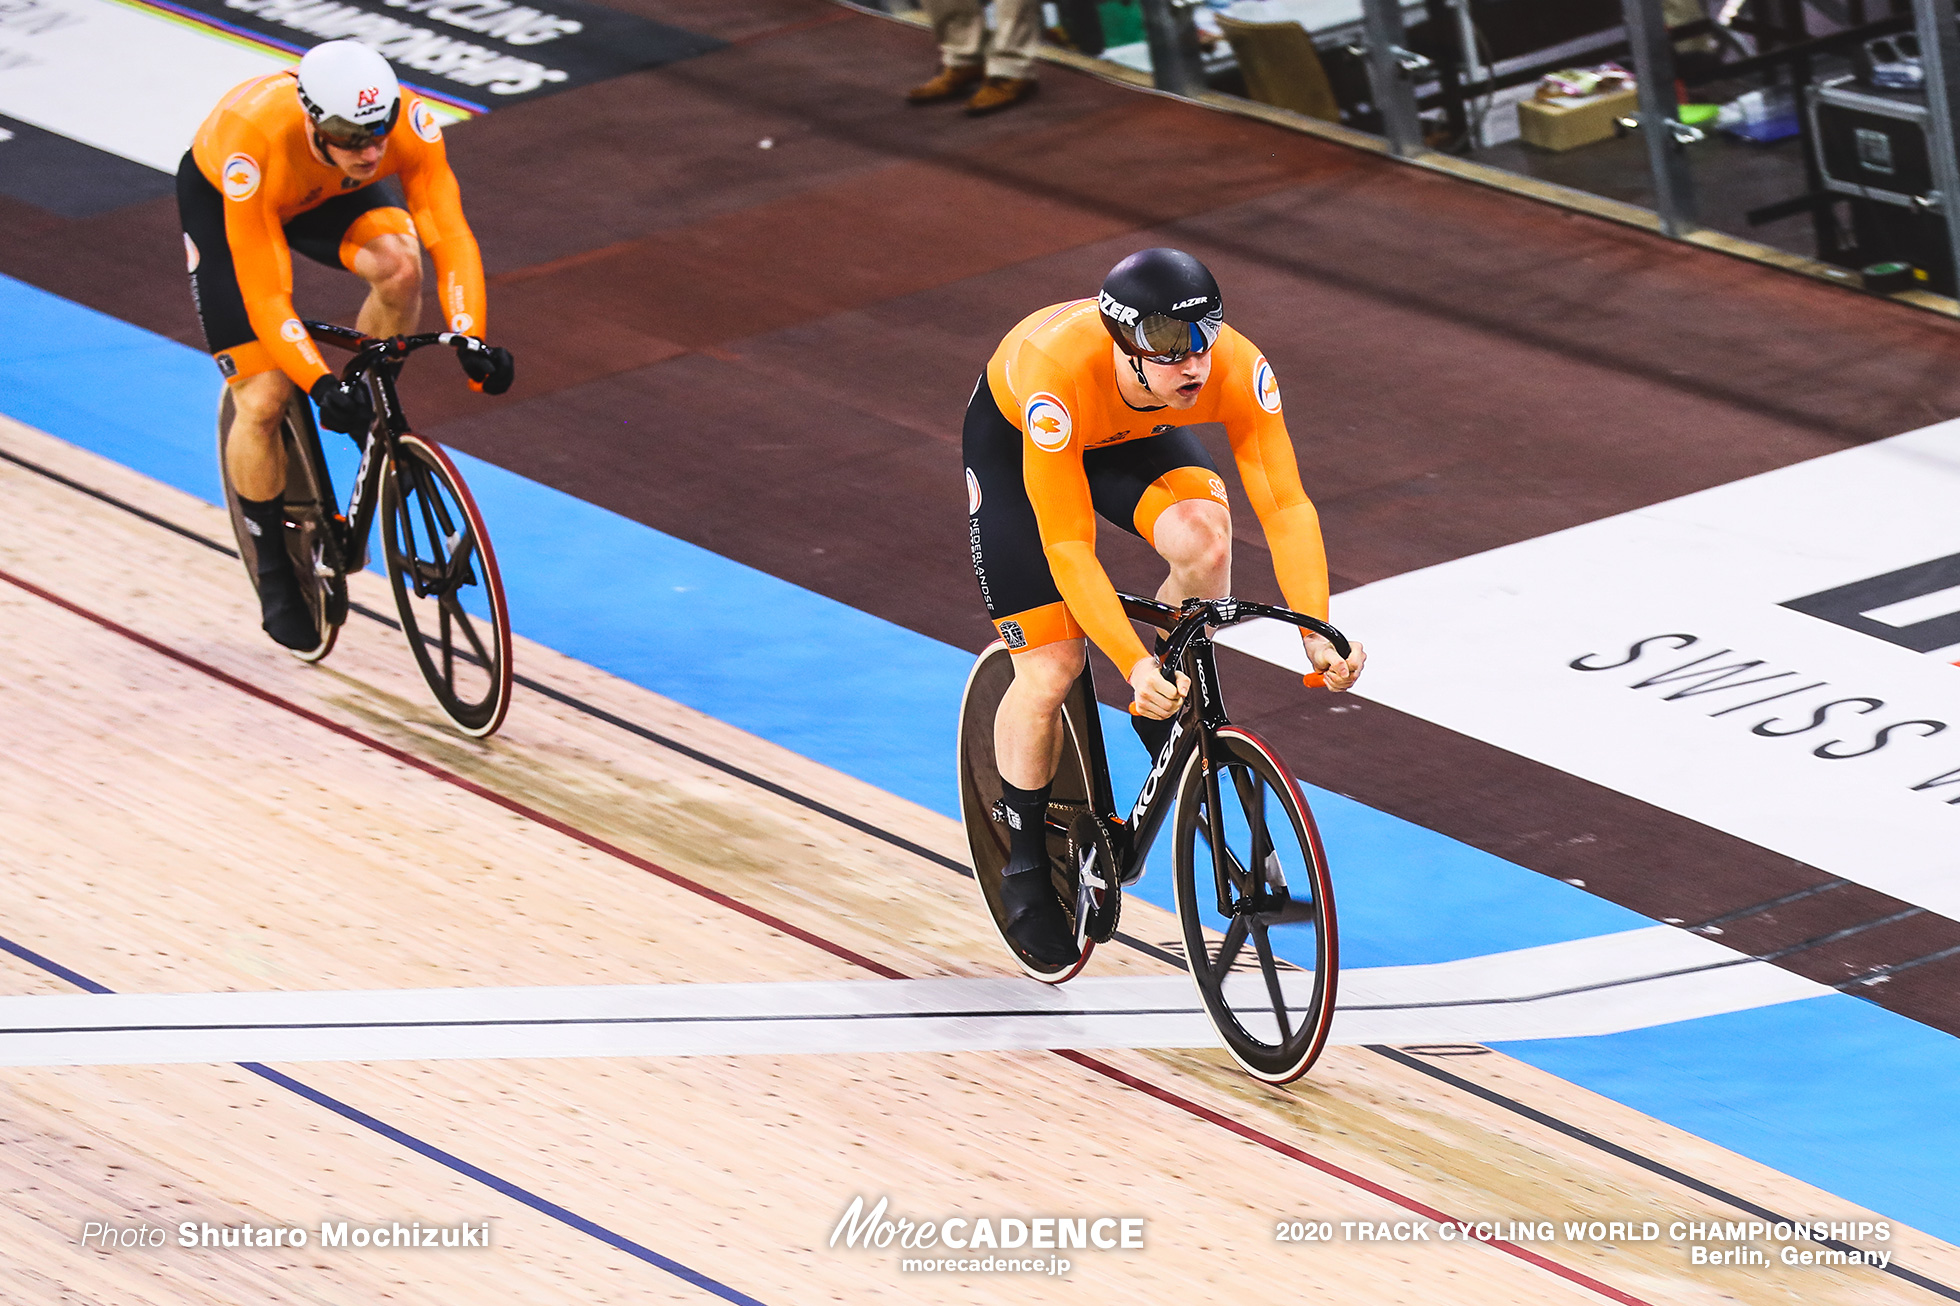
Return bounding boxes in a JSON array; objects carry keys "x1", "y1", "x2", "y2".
[
  {"x1": 964, "y1": 298, "x2": 1330, "y2": 676},
  {"x1": 176, "y1": 71, "x2": 486, "y2": 387}
]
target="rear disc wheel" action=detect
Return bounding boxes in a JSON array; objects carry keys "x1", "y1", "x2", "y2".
[{"x1": 957, "y1": 642, "x2": 1111, "y2": 983}]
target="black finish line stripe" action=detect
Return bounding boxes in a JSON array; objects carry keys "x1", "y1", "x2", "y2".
[
  {"x1": 0, "y1": 932, "x2": 766, "y2": 1306},
  {"x1": 0, "y1": 1006, "x2": 1209, "y2": 1036}
]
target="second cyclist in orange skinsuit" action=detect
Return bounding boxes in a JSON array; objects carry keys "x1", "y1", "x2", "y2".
[{"x1": 176, "y1": 39, "x2": 511, "y2": 651}]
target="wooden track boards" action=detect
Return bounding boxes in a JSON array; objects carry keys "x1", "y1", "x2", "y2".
[{"x1": 1, "y1": 413, "x2": 1953, "y2": 1303}]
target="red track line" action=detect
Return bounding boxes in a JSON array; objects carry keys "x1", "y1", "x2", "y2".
[
  {"x1": 4, "y1": 566, "x2": 1656, "y2": 1306},
  {"x1": 0, "y1": 566, "x2": 904, "y2": 983},
  {"x1": 1055, "y1": 1049, "x2": 1656, "y2": 1306}
]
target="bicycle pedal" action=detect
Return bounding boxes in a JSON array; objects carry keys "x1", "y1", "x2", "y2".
[{"x1": 1235, "y1": 884, "x2": 1296, "y2": 917}]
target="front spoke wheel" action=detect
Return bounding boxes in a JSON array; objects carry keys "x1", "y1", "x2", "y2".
[
  {"x1": 1173, "y1": 727, "x2": 1338, "y2": 1083},
  {"x1": 380, "y1": 434, "x2": 512, "y2": 737}
]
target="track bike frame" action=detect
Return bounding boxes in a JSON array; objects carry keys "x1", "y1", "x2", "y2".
[
  {"x1": 298, "y1": 320, "x2": 481, "y2": 578},
  {"x1": 1066, "y1": 593, "x2": 1351, "y2": 913}
]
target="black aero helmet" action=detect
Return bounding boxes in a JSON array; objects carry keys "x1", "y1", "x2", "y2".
[{"x1": 1098, "y1": 248, "x2": 1223, "y2": 363}]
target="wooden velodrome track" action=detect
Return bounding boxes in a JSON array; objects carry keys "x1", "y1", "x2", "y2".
[{"x1": 3, "y1": 420, "x2": 1957, "y2": 1303}]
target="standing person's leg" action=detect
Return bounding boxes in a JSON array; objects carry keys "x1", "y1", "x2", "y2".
[
  {"x1": 966, "y1": 0, "x2": 1043, "y2": 114},
  {"x1": 909, "y1": 0, "x2": 986, "y2": 102},
  {"x1": 1054, "y1": 0, "x2": 1103, "y2": 54}
]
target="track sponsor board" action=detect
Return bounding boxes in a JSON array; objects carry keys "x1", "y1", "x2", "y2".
[
  {"x1": 0, "y1": 0, "x2": 716, "y2": 185},
  {"x1": 0, "y1": 0, "x2": 295, "y2": 171},
  {"x1": 0, "y1": 111, "x2": 176, "y2": 215},
  {"x1": 157, "y1": 0, "x2": 722, "y2": 107},
  {"x1": 1223, "y1": 419, "x2": 1960, "y2": 921}
]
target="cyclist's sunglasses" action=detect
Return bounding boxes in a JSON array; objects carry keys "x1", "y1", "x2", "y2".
[
  {"x1": 314, "y1": 110, "x2": 398, "y2": 151},
  {"x1": 1123, "y1": 309, "x2": 1222, "y2": 364}
]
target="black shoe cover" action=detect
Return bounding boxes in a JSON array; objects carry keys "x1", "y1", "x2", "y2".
[
  {"x1": 256, "y1": 555, "x2": 320, "y2": 651},
  {"x1": 1000, "y1": 867, "x2": 1079, "y2": 968}
]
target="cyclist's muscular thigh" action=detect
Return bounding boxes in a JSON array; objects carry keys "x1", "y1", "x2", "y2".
[
  {"x1": 349, "y1": 231, "x2": 424, "y2": 338},
  {"x1": 226, "y1": 370, "x2": 296, "y2": 501},
  {"x1": 994, "y1": 638, "x2": 1086, "y2": 790},
  {"x1": 1150, "y1": 497, "x2": 1232, "y2": 605}
]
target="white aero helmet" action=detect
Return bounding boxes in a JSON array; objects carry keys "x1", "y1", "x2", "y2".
[{"x1": 296, "y1": 41, "x2": 402, "y2": 148}]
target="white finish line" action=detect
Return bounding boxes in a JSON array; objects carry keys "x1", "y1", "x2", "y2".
[{"x1": 0, "y1": 927, "x2": 1825, "y2": 1067}]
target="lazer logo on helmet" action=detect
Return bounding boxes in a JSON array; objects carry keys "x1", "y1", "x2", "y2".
[
  {"x1": 1097, "y1": 291, "x2": 1139, "y2": 327},
  {"x1": 1171, "y1": 296, "x2": 1209, "y2": 311}
]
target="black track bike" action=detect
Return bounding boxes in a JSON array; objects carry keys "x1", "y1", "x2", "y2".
[
  {"x1": 958, "y1": 594, "x2": 1350, "y2": 1083},
  {"x1": 217, "y1": 322, "x2": 512, "y2": 737}
]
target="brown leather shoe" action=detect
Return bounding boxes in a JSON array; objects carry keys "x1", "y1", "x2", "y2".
[
  {"x1": 906, "y1": 64, "x2": 983, "y2": 104},
  {"x1": 964, "y1": 76, "x2": 1039, "y2": 116}
]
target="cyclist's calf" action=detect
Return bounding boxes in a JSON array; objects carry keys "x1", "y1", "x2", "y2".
[
  {"x1": 994, "y1": 638, "x2": 1085, "y2": 791},
  {"x1": 225, "y1": 370, "x2": 296, "y2": 500}
]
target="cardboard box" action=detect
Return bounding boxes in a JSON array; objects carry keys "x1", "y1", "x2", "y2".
[{"x1": 1518, "y1": 86, "x2": 1640, "y2": 152}]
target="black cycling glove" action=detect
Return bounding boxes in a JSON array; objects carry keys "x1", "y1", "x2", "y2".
[
  {"x1": 308, "y1": 374, "x2": 374, "y2": 435},
  {"x1": 460, "y1": 343, "x2": 515, "y2": 395}
]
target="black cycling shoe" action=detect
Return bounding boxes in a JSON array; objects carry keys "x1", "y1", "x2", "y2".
[
  {"x1": 999, "y1": 866, "x2": 1079, "y2": 968},
  {"x1": 256, "y1": 553, "x2": 320, "y2": 652}
]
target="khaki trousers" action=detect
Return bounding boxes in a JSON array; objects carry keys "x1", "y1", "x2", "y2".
[{"x1": 922, "y1": 0, "x2": 1042, "y2": 80}]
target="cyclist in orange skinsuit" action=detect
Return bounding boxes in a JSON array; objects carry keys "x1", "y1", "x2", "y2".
[
  {"x1": 177, "y1": 39, "x2": 510, "y2": 651},
  {"x1": 964, "y1": 248, "x2": 1366, "y2": 965}
]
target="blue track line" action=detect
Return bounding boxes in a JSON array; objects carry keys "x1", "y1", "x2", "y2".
[{"x1": 0, "y1": 931, "x2": 769, "y2": 1304}]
